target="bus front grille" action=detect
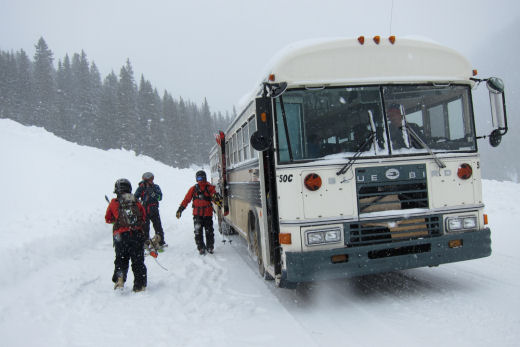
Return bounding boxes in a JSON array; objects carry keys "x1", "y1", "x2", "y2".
[
  {"x1": 346, "y1": 216, "x2": 442, "y2": 247},
  {"x1": 355, "y1": 164, "x2": 428, "y2": 214},
  {"x1": 357, "y1": 182, "x2": 428, "y2": 214}
]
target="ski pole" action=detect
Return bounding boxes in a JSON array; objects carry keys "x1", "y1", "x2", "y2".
[{"x1": 146, "y1": 239, "x2": 168, "y2": 271}]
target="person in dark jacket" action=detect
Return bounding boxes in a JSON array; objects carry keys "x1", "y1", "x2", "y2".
[
  {"x1": 134, "y1": 172, "x2": 166, "y2": 249},
  {"x1": 105, "y1": 178, "x2": 147, "y2": 292},
  {"x1": 176, "y1": 170, "x2": 221, "y2": 255}
]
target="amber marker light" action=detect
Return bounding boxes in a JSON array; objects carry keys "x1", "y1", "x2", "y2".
[
  {"x1": 279, "y1": 233, "x2": 292, "y2": 245},
  {"x1": 473, "y1": 69, "x2": 478, "y2": 76},
  {"x1": 260, "y1": 112, "x2": 267, "y2": 122},
  {"x1": 484, "y1": 214, "x2": 488, "y2": 225},
  {"x1": 358, "y1": 36, "x2": 365, "y2": 45},
  {"x1": 373, "y1": 35, "x2": 381, "y2": 44},
  {"x1": 449, "y1": 239, "x2": 463, "y2": 248},
  {"x1": 389, "y1": 35, "x2": 396, "y2": 44},
  {"x1": 331, "y1": 254, "x2": 348, "y2": 264},
  {"x1": 269, "y1": 74, "x2": 276, "y2": 81}
]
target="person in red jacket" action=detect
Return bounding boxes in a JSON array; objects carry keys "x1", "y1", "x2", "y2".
[
  {"x1": 176, "y1": 170, "x2": 221, "y2": 255},
  {"x1": 105, "y1": 178, "x2": 147, "y2": 292}
]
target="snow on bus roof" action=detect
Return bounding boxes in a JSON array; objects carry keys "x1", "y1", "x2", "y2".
[
  {"x1": 265, "y1": 37, "x2": 472, "y2": 85},
  {"x1": 232, "y1": 36, "x2": 472, "y2": 130}
]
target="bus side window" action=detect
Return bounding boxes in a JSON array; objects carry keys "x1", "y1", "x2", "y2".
[
  {"x1": 242, "y1": 123, "x2": 249, "y2": 160},
  {"x1": 237, "y1": 128, "x2": 243, "y2": 162},
  {"x1": 232, "y1": 133, "x2": 237, "y2": 165},
  {"x1": 248, "y1": 117, "x2": 257, "y2": 159},
  {"x1": 225, "y1": 141, "x2": 230, "y2": 166}
]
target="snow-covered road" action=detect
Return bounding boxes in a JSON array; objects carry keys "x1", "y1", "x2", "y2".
[{"x1": 1, "y1": 119, "x2": 518, "y2": 347}]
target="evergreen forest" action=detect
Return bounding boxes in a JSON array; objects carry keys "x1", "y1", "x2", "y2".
[{"x1": 0, "y1": 37, "x2": 232, "y2": 168}]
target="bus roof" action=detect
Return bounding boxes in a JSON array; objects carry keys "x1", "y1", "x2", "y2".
[
  {"x1": 227, "y1": 37, "x2": 475, "y2": 136},
  {"x1": 264, "y1": 37, "x2": 474, "y2": 87}
]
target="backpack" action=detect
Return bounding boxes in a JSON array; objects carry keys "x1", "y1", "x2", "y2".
[
  {"x1": 115, "y1": 193, "x2": 143, "y2": 229},
  {"x1": 192, "y1": 184, "x2": 212, "y2": 202}
]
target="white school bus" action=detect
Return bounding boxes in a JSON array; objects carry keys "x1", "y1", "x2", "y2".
[{"x1": 210, "y1": 36, "x2": 508, "y2": 288}]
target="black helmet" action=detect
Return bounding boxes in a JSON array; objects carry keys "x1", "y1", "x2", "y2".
[
  {"x1": 114, "y1": 178, "x2": 132, "y2": 194},
  {"x1": 195, "y1": 170, "x2": 207, "y2": 182},
  {"x1": 142, "y1": 172, "x2": 154, "y2": 181}
]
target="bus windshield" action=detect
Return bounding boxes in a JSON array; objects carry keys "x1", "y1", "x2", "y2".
[{"x1": 274, "y1": 85, "x2": 476, "y2": 163}]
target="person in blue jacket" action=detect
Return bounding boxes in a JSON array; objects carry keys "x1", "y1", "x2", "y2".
[{"x1": 134, "y1": 172, "x2": 166, "y2": 249}]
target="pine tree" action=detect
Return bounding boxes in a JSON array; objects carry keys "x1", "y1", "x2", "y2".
[
  {"x1": 55, "y1": 54, "x2": 74, "y2": 139},
  {"x1": 89, "y1": 62, "x2": 102, "y2": 146},
  {"x1": 117, "y1": 59, "x2": 138, "y2": 150},
  {"x1": 138, "y1": 75, "x2": 159, "y2": 156},
  {"x1": 99, "y1": 71, "x2": 119, "y2": 149},
  {"x1": 177, "y1": 97, "x2": 191, "y2": 168},
  {"x1": 199, "y1": 97, "x2": 214, "y2": 164},
  {"x1": 15, "y1": 49, "x2": 33, "y2": 125},
  {"x1": 32, "y1": 37, "x2": 56, "y2": 129},
  {"x1": 0, "y1": 52, "x2": 13, "y2": 119},
  {"x1": 162, "y1": 90, "x2": 179, "y2": 166},
  {"x1": 71, "y1": 51, "x2": 95, "y2": 145}
]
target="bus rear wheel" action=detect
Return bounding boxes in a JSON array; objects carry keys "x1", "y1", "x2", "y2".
[{"x1": 248, "y1": 213, "x2": 266, "y2": 278}]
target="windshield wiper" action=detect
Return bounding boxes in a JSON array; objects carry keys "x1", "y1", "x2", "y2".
[
  {"x1": 405, "y1": 124, "x2": 446, "y2": 169},
  {"x1": 336, "y1": 131, "x2": 375, "y2": 176}
]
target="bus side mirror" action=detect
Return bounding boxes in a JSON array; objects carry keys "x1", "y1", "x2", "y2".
[
  {"x1": 486, "y1": 77, "x2": 508, "y2": 147},
  {"x1": 251, "y1": 96, "x2": 273, "y2": 151}
]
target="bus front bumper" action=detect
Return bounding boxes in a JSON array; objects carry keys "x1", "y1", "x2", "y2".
[{"x1": 282, "y1": 228, "x2": 491, "y2": 284}]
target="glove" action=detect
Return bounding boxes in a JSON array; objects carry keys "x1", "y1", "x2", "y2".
[
  {"x1": 176, "y1": 206, "x2": 184, "y2": 219},
  {"x1": 212, "y1": 193, "x2": 223, "y2": 208}
]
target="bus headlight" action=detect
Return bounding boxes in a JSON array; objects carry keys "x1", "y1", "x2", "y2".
[
  {"x1": 463, "y1": 217, "x2": 477, "y2": 229},
  {"x1": 446, "y1": 216, "x2": 477, "y2": 232},
  {"x1": 307, "y1": 232, "x2": 324, "y2": 244},
  {"x1": 447, "y1": 218, "x2": 463, "y2": 231},
  {"x1": 306, "y1": 228, "x2": 341, "y2": 246}
]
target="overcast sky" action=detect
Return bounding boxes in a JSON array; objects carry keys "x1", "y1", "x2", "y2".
[{"x1": 1, "y1": 0, "x2": 519, "y2": 114}]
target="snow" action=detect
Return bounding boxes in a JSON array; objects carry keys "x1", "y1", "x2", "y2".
[{"x1": 1, "y1": 118, "x2": 519, "y2": 347}]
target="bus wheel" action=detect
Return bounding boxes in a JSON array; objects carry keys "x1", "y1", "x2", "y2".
[{"x1": 249, "y1": 213, "x2": 266, "y2": 278}]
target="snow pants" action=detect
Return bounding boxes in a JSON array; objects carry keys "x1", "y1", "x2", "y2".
[
  {"x1": 193, "y1": 215, "x2": 214, "y2": 251},
  {"x1": 112, "y1": 230, "x2": 147, "y2": 289},
  {"x1": 143, "y1": 205, "x2": 165, "y2": 244}
]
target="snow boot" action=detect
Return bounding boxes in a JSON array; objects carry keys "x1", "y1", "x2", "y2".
[
  {"x1": 207, "y1": 247, "x2": 214, "y2": 254},
  {"x1": 198, "y1": 248, "x2": 206, "y2": 255},
  {"x1": 114, "y1": 276, "x2": 124, "y2": 290},
  {"x1": 133, "y1": 285, "x2": 146, "y2": 293}
]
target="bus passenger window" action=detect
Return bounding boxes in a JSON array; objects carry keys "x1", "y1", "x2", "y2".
[
  {"x1": 248, "y1": 117, "x2": 257, "y2": 159},
  {"x1": 242, "y1": 124, "x2": 249, "y2": 161},
  {"x1": 237, "y1": 128, "x2": 243, "y2": 162}
]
